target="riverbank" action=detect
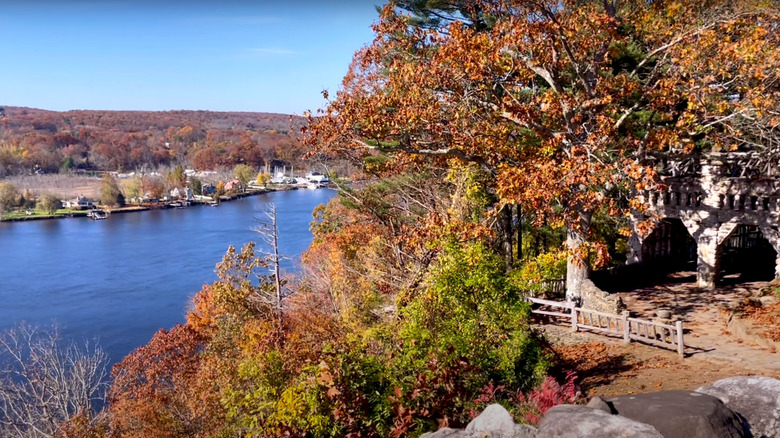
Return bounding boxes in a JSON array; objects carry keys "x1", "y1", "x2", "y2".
[{"x1": 0, "y1": 186, "x2": 301, "y2": 222}]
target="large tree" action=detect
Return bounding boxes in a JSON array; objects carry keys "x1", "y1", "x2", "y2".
[
  {"x1": 306, "y1": 0, "x2": 780, "y2": 299},
  {"x1": 0, "y1": 182, "x2": 17, "y2": 218},
  {"x1": 38, "y1": 193, "x2": 61, "y2": 215},
  {"x1": 232, "y1": 164, "x2": 254, "y2": 191},
  {"x1": 99, "y1": 173, "x2": 124, "y2": 207}
]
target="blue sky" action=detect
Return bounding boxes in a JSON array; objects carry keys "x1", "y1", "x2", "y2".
[{"x1": 0, "y1": 1, "x2": 382, "y2": 114}]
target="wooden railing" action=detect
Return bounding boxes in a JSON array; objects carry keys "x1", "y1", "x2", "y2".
[
  {"x1": 527, "y1": 297, "x2": 685, "y2": 357},
  {"x1": 538, "y1": 279, "x2": 566, "y2": 296}
]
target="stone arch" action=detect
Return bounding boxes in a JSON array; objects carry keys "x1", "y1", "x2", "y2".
[
  {"x1": 718, "y1": 223, "x2": 778, "y2": 282},
  {"x1": 640, "y1": 218, "x2": 697, "y2": 273},
  {"x1": 758, "y1": 225, "x2": 780, "y2": 279}
]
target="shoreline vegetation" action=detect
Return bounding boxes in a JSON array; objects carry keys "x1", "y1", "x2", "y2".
[{"x1": 0, "y1": 185, "x2": 300, "y2": 223}]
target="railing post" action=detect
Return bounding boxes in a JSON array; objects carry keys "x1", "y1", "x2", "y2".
[
  {"x1": 570, "y1": 303, "x2": 578, "y2": 332},
  {"x1": 676, "y1": 320, "x2": 684, "y2": 357},
  {"x1": 621, "y1": 311, "x2": 630, "y2": 344}
]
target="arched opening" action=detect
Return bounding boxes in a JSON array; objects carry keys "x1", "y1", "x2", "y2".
[
  {"x1": 593, "y1": 219, "x2": 698, "y2": 292},
  {"x1": 719, "y1": 225, "x2": 777, "y2": 283},
  {"x1": 641, "y1": 218, "x2": 697, "y2": 275}
]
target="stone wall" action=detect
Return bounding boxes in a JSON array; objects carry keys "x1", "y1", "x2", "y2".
[{"x1": 580, "y1": 279, "x2": 625, "y2": 314}]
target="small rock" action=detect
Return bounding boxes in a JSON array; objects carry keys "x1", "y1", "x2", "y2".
[
  {"x1": 698, "y1": 376, "x2": 780, "y2": 438},
  {"x1": 586, "y1": 395, "x2": 615, "y2": 414},
  {"x1": 465, "y1": 404, "x2": 516, "y2": 436},
  {"x1": 538, "y1": 404, "x2": 663, "y2": 437}
]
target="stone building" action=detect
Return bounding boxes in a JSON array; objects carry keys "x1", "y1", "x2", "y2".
[{"x1": 628, "y1": 153, "x2": 780, "y2": 288}]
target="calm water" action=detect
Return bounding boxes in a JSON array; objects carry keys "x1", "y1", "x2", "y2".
[{"x1": 0, "y1": 189, "x2": 335, "y2": 364}]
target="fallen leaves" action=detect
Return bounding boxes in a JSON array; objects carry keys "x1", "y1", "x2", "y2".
[{"x1": 736, "y1": 301, "x2": 780, "y2": 342}]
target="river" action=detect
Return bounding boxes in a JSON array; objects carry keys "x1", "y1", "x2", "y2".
[{"x1": 0, "y1": 188, "x2": 336, "y2": 364}]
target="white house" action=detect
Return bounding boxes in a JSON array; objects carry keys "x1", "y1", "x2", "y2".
[
  {"x1": 169, "y1": 187, "x2": 194, "y2": 200},
  {"x1": 63, "y1": 195, "x2": 93, "y2": 210}
]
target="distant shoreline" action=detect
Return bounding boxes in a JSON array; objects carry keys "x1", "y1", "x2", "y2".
[{"x1": 0, "y1": 186, "x2": 298, "y2": 223}]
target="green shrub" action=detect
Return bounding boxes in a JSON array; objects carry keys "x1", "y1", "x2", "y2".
[
  {"x1": 514, "y1": 250, "x2": 567, "y2": 297},
  {"x1": 378, "y1": 241, "x2": 549, "y2": 434},
  {"x1": 218, "y1": 241, "x2": 550, "y2": 437}
]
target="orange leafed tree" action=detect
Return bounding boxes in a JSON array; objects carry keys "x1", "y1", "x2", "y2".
[
  {"x1": 108, "y1": 325, "x2": 220, "y2": 438},
  {"x1": 305, "y1": 0, "x2": 780, "y2": 299}
]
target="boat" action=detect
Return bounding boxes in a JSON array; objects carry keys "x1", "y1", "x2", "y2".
[
  {"x1": 306, "y1": 182, "x2": 320, "y2": 190},
  {"x1": 208, "y1": 200, "x2": 219, "y2": 207},
  {"x1": 87, "y1": 210, "x2": 107, "y2": 220}
]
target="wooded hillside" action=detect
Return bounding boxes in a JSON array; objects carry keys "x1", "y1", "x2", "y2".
[{"x1": 0, "y1": 106, "x2": 307, "y2": 175}]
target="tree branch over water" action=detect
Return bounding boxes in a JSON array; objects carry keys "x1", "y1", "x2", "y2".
[{"x1": 0, "y1": 323, "x2": 108, "y2": 438}]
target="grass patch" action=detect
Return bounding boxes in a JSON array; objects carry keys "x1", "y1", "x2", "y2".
[{"x1": 1, "y1": 208, "x2": 88, "y2": 221}]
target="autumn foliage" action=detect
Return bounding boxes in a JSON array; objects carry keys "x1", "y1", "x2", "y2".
[
  {"x1": 306, "y1": 0, "x2": 780, "y2": 295},
  {"x1": 108, "y1": 325, "x2": 210, "y2": 437},
  {"x1": 0, "y1": 107, "x2": 306, "y2": 175},
  {"x1": 103, "y1": 0, "x2": 780, "y2": 436}
]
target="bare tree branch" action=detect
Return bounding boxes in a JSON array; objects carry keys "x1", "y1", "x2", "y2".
[{"x1": 0, "y1": 323, "x2": 108, "y2": 438}]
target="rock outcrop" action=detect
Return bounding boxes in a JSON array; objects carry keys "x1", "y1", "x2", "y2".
[
  {"x1": 605, "y1": 390, "x2": 747, "y2": 438},
  {"x1": 698, "y1": 376, "x2": 780, "y2": 438},
  {"x1": 423, "y1": 377, "x2": 780, "y2": 438}
]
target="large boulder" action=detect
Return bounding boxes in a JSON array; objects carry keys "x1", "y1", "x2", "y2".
[
  {"x1": 698, "y1": 376, "x2": 780, "y2": 438},
  {"x1": 465, "y1": 404, "x2": 516, "y2": 436},
  {"x1": 605, "y1": 390, "x2": 747, "y2": 438},
  {"x1": 464, "y1": 404, "x2": 538, "y2": 438},
  {"x1": 537, "y1": 404, "x2": 663, "y2": 438}
]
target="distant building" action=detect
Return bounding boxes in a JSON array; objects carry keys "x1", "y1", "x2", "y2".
[
  {"x1": 306, "y1": 171, "x2": 330, "y2": 183},
  {"x1": 224, "y1": 179, "x2": 242, "y2": 192},
  {"x1": 170, "y1": 187, "x2": 194, "y2": 201},
  {"x1": 63, "y1": 195, "x2": 93, "y2": 210},
  {"x1": 202, "y1": 184, "x2": 217, "y2": 196},
  {"x1": 141, "y1": 193, "x2": 159, "y2": 203}
]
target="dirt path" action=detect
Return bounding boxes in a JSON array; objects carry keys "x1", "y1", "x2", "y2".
[
  {"x1": 615, "y1": 274, "x2": 780, "y2": 371},
  {"x1": 542, "y1": 325, "x2": 780, "y2": 397},
  {"x1": 538, "y1": 276, "x2": 780, "y2": 396}
]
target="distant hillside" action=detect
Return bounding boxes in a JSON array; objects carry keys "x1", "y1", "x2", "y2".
[{"x1": 0, "y1": 106, "x2": 308, "y2": 175}]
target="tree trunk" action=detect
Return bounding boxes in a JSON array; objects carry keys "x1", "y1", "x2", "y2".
[
  {"x1": 516, "y1": 204, "x2": 523, "y2": 261},
  {"x1": 498, "y1": 204, "x2": 513, "y2": 269},
  {"x1": 270, "y1": 204, "x2": 283, "y2": 325},
  {"x1": 566, "y1": 211, "x2": 592, "y2": 302}
]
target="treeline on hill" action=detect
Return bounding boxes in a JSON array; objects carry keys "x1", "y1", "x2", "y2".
[
  {"x1": 0, "y1": 106, "x2": 308, "y2": 175},
  {"x1": 2, "y1": 0, "x2": 779, "y2": 436}
]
